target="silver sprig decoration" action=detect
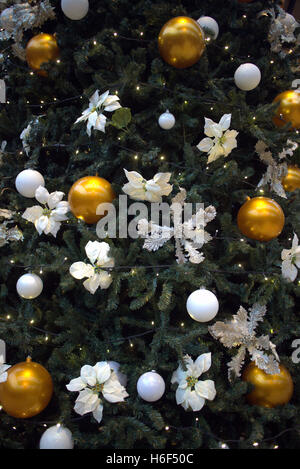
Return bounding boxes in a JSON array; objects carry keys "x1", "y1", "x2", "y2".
[
  {"x1": 0, "y1": 209, "x2": 23, "y2": 247},
  {"x1": 209, "y1": 303, "x2": 280, "y2": 381},
  {"x1": 137, "y1": 188, "x2": 216, "y2": 264},
  {"x1": 255, "y1": 140, "x2": 298, "y2": 198},
  {"x1": 0, "y1": 1, "x2": 55, "y2": 60},
  {"x1": 260, "y1": 7, "x2": 300, "y2": 58}
]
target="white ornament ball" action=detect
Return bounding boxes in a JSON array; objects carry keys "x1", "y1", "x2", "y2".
[
  {"x1": 61, "y1": 0, "x2": 89, "y2": 20},
  {"x1": 39, "y1": 425, "x2": 74, "y2": 449},
  {"x1": 197, "y1": 16, "x2": 219, "y2": 40},
  {"x1": 16, "y1": 273, "x2": 43, "y2": 300},
  {"x1": 15, "y1": 169, "x2": 45, "y2": 198},
  {"x1": 234, "y1": 63, "x2": 261, "y2": 91},
  {"x1": 158, "y1": 110, "x2": 175, "y2": 130},
  {"x1": 186, "y1": 289, "x2": 219, "y2": 323},
  {"x1": 108, "y1": 361, "x2": 127, "y2": 387},
  {"x1": 137, "y1": 371, "x2": 165, "y2": 402}
]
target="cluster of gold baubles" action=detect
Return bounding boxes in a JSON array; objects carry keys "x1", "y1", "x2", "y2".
[{"x1": 0, "y1": 357, "x2": 53, "y2": 418}]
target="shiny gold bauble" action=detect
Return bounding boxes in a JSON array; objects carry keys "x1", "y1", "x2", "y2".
[
  {"x1": 242, "y1": 362, "x2": 293, "y2": 408},
  {"x1": 158, "y1": 16, "x2": 205, "y2": 69},
  {"x1": 237, "y1": 196, "x2": 285, "y2": 242},
  {"x1": 26, "y1": 33, "x2": 60, "y2": 76},
  {"x1": 68, "y1": 176, "x2": 116, "y2": 224},
  {"x1": 273, "y1": 90, "x2": 300, "y2": 129},
  {"x1": 0, "y1": 357, "x2": 53, "y2": 418},
  {"x1": 282, "y1": 166, "x2": 300, "y2": 192}
]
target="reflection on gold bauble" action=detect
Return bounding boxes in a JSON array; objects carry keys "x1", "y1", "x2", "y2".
[
  {"x1": 242, "y1": 362, "x2": 293, "y2": 408},
  {"x1": 237, "y1": 196, "x2": 285, "y2": 242},
  {"x1": 158, "y1": 16, "x2": 205, "y2": 69},
  {"x1": 26, "y1": 33, "x2": 60, "y2": 76},
  {"x1": 68, "y1": 176, "x2": 116, "y2": 224},
  {"x1": 273, "y1": 90, "x2": 300, "y2": 129},
  {"x1": 282, "y1": 166, "x2": 300, "y2": 192},
  {"x1": 0, "y1": 357, "x2": 53, "y2": 418}
]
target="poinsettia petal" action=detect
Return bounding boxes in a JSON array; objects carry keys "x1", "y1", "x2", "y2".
[
  {"x1": 219, "y1": 113, "x2": 232, "y2": 131},
  {"x1": 70, "y1": 262, "x2": 94, "y2": 280},
  {"x1": 124, "y1": 169, "x2": 144, "y2": 185},
  {"x1": 66, "y1": 376, "x2": 86, "y2": 392},
  {"x1": 22, "y1": 206, "x2": 43, "y2": 223},
  {"x1": 80, "y1": 365, "x2": 97, "y2": 386},
  {"x1": 197, "y1": 137, "x2": 213, "y2": 153},
  {"x1": 35, "y1": 186, "x2": 49, "y2": 205},
  {"x1": 90, "y1": 90, "x2": 100, "y2": 107},
  {"x1": 97, "y1": 90, "x2": 110, "y2": 107},
  {"x1": 92, "y1": 403, "x2": 103, "y2": 423},
  {"x1": 44, "y1": 217, "x2": 61, "y2": 238},
  {"x1": 98, "y1": 271, "x2": 113, "y2": 289},
  {"x1": 85, "y1": 240, "x2": 103, "y2": 264},
  {"x1": 94, "y1": 362, "x2": 111, "y2": 384},
  {"x1": 195, "y1": 353, "x2": 212, "y2": 377},
  {"x1": 47, "y1": 191, "x2": 65, "y2": 210},
  {"x1": 282, "y1": 259, "x2": 297, "y2": 282},
  {"x1": 83, "y1": 274, "x2": 101, "y2": 294},
  {"x1": 195, "y1": 379, "x2": 216, "y2": 401},
  {"x1": 187, "y1": 390, "x2": 205, "y2": 411},
  {"x1": 35, "y1": 215, "x2": 49, "y2": 234},
  {"x1": 74, "y1": 389, "x2": 100, "y2": 415}
]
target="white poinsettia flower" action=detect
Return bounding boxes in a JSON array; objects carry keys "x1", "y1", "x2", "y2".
[
  {"x1": 197, "y1": 114, "x2": 238, "y2": 164},
  {"x1": 75, "y1": 90, "x2": 121, "y2": 136},
  {"x1": 122, "y1": 169, "x2": 173, "y2": 202},
  {"x1": 0, "y1": 354, "x2": 10, "y2": 383},
  {"x1": 281, "y1": 233, "x2": 300, "y2": 282},
  {"x1": 69, "y1": 240, "x2": 114, "y2": 294},
  {"x1": 22, "y1": 186, "x2": 69, "y2": 237},
  {"x1": 66, "y1": 361, "x2": 129, "y2": 423},
  {"x1": 171, "y1": 353, "x2": 216, "y2": 412}
]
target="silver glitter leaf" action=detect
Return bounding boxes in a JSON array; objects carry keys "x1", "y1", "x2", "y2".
[{"x1": 209, "y1": 303, "x2": 280, "y2": 381}]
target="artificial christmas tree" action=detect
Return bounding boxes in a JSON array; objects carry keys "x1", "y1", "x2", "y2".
[{"x1": 0, "y1": 0, "x2": 299, "y2": 450}]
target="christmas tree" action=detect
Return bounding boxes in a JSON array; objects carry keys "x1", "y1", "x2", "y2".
[{"x1": 0, "y1": 0, "x2": 299, "y2": 450}]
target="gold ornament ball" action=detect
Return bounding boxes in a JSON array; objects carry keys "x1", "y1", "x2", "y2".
[
  {"x1": 242, "y1": 362, "x2": 293, "y2": 408},
  {"x1": 282, "y1": 166, "x2": 300, "y2": 192},
  {"x1": 158, "y1": 16, "x2": 206, "y2": 69},
  {"x1": 0, "y1": 357, "x2": 53, "y2": 418},
  {"x1": 273, "y1": 90, "x2": 300, "y2": 130},
  {"x1": 26, "y1": 33, "x2": 60, "y2": 77},
  {"x1": 68, "y1": 176, "x2": 116, "y2": 224},
  {"x1": 237, "y1": 196, "x2": 285, "y2": 242}
]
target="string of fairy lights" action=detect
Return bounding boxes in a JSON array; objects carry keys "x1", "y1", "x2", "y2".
[{"x1": 0, "y1": 8, "x2": 299, "y2": 449}]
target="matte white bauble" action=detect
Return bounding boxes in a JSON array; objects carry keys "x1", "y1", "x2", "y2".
[
  {"x1": 61, "y1": 0, "x2": 89, "y2": 20},
  {"x1": 108, "y1": 361, "x2": 127, "y2": 387},
  {"x1": 234, "y1": 63, "x2": 261, "y2": 91},
  {"x1": 186, "y1": 289, "x2": 219, "y2": 323},
  {"x1": 158, "y1": 110, "x2": 175, "y2": 130},
  {"x1": 15, "y1": 169, "x2": 45, "y2": 198},
  {"x1": 137, "y1": 371, "x2": 165, "y2": 402},
  {"x1": 39, "y1": 425, "x2": 74, "y2": 449},
  {"x1": 16, "y1": 273, "x2": 43, "y2": 299},
  {"x1": 197, "y1": 16, "x2": 219, "y2": 40}
]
